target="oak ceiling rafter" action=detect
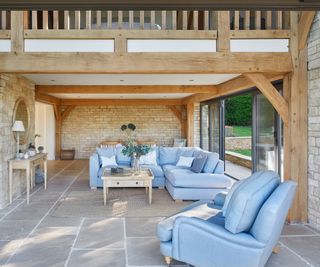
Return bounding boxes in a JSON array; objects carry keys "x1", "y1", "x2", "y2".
[{"x1": 35, "y1": 85, "x2": 218, "y2": 94}]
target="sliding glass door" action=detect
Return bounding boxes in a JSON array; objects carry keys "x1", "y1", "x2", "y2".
[
  {"x1": 200, "y1": 100, "x2": 224, "y2": 158},
  {"x1": 252, "y1": 92, "x2": 282, "y2": 175}
]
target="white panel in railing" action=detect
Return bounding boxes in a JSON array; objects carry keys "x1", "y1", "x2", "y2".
[
  {"x1": 127, "y1": 40, "x2": 216, "y2": 52},
  {"x1": 0, "y1": 40, "x2": 10, "y2": 52},
  {"x1": 25, "y1": 40, "x2": 114, "y2": 52},
  {"x1": 231, "y1": 39, "x2": 289, "y2": 52}
]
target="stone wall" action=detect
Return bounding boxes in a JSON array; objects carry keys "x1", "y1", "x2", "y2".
[
  {"x1": 0, "y1": 74, "x2": 35, "y2": 208},
  {"x1": 225, "y1": 137, "x2": 251, "y2": 150},
  {"x1": 194, "y1": 103, "x2": 200, "y2": 147},
  {"x1": 308, "y1": 12, "x2": 320, "y2": 231},
  {"x1": 61, "y1": 105, "x2": 183, "y2": 159}
]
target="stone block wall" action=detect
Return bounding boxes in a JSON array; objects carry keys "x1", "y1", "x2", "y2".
[
  {"x1": 0, "y1": 74, "x2": 35, "y2": 208},
  {"x1": 308, "y1": 12, "x2": 320, "y2": 231},
  {"x1": 194, "y1": 103, "x2": 200, "y2": 147},
  {"x1": 61, "y1": 105, "x2": 183, "y2": 159}
]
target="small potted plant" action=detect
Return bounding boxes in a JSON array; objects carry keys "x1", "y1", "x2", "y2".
[{"x1": 38, "y1": 146, "x2": 44, "y2": 153}]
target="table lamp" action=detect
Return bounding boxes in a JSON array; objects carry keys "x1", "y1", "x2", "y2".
[{"x1": 12, "y1": 121, "x2": 25, "y2": 159}]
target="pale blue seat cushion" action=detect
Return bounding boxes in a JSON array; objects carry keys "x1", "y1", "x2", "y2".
[
  {"x1": 140, "y1": 164, "x2": 164, "y2": 177},
  {"x1": 225, "y1": 170, "x2": 280, "y2": 234},
  {"x1": 162, "y1": 164, "x2": 189, "y2": 172},
  {"x1": 159, "y1": 147, "x2": 180, "y2": 165},
  {"x1": 157, "y1": 201, "x2": 223, "y2": 242},
  {"x1": 194, "y1": 150, "x2": 220, "y2": 173},
  {"x1": 165, "y1": 169, "x2": 232, "y2": 188}
]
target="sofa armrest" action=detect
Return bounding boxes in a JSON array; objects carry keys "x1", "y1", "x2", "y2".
[
  {"x1": 214, "y1": 192, "x2": 228, "y2": 207},
  {"x1": 172, "y1": 217, "x2": 265, "y2": 266},
  {"x1": 89, "y1": 153, "x2": 100, "y2": 187},
  {"x1": 173, "y1": 216, "x2": 265, "y2": 250}
]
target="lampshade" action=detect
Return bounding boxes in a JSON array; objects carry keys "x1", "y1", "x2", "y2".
[{"x1": 12, "y1": 121, "x2": 25, "y2": 132}]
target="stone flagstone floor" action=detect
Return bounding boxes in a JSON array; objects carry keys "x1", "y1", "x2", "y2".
[{"x1": 0, "y1": 160, "x2": 319, "y2": 267}]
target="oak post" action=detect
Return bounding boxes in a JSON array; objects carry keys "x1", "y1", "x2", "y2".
[
  {"x1": 216, "y1": 11, "x2": 230, "y2": 52},
  {"x1": 11, "y1": 11, "x2": 24, "y2": 52},
  {"x1": 285, "y1": 11, "x2": 308, "y2": 222}
]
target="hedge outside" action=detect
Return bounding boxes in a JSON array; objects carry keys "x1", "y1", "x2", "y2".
[{"x1": 225, "y1": 93, "x2": 252, "y2": 126}]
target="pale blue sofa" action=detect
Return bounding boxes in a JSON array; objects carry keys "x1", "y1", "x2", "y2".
[
  {"x1": 89, "y1": 146, "x2": 233, "y2": 200},
  {"x1": 157, "y1": 171, "x2": 297, "y2": 267}
]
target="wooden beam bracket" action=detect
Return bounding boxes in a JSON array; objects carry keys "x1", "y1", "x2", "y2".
[{"x1": 244, "y1": 73, "x2": 289, "y2": 125}]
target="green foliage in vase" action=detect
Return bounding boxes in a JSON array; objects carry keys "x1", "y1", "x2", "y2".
[{"x1": 120, "y1": 123, "x2": 151, "y2": 158}]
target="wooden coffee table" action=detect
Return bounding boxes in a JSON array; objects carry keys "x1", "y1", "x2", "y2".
[{"x1": 101, "y1": 168, "x2": 154, "y2": 205}]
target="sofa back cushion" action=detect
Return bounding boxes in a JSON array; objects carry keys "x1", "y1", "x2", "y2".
[
  {"x1": 140, "y1": 149, "x2": 158, "y2": 165},
  {"x1": 191, "y1": 154, "x2": 208, "y2": 173},
  {"x1": 159, "y1": 147, "x2": 180, "y2": 165},
  {"x1": 225, "y1": 171, "x2": 280, "y2": 234},
  {"x1": 115, "y1": 146, "x2": 132, "y2": 165},
  {"x1": 96, "y1": 147, "x2": 116, "y2": 165},
  {"x1": 193, "y1": 150, "x2": 220, "y2": 173}
]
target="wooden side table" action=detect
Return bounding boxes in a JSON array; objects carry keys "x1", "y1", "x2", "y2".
[{"x1": 8, "y1": 153, "x2": 48, "y2": 205}]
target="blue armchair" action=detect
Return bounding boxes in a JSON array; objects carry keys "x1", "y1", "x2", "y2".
[{"x1": 157, "y1": 171, "x2": 297, "y2": 267}]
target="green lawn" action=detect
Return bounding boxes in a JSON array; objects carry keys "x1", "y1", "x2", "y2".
[
  {"x1": 230, "y1": 149, "x2": 252, "y2": 157},
  {"x1": 232, "y1": 126, "x2": 252, "y2": 137}
]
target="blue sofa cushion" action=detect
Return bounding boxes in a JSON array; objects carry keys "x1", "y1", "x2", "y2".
[
  {"x1": 165, "y1": 169, "x2": 232, "y2": 188},
  {"x1": 162, "y1": 164, "x2": 189, "y2": 172},
  {"x1": 177, "y1": 147, "x2": 196, "y2": 158},
  {"x1": 157, "y1": 201, "x2": 223, "y2": 242},
  {"x1": 159, "y1": 147, "x2": 180, "y2": 165},
  {"x1": 191, "y1": 154, "x2": 208, "y2": 173},
  {"x1": 193, "y1": 151, "x2": 219, "y2": 173},
  {"x1": 141, "y1": 164, "x2": 164, "y2": 177},
  {"x1": 225, "y1": 171, "x2": 280, "y2": 234},
  {"x1": 116, "y1": 146, "x2": 131, "y2": 165}
]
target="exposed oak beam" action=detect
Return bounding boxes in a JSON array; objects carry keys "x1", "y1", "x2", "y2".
[
  {"x1": 216, "y1": 73, "x2": 284, "y2": 97},
  {"x1": 298, "y1": 11, "x2": 316, "y2": 50},
  {"x1": 244, "y1": 73, "x2": 289, "y2": 125},
  {"x1": 35, "y1": 85, "x2": 217, "y2": 94},
  {"x1": 35, "y1": 92, "x2": 61, "y2": 106},
  {"x1": 183, "y1": 73, "x2": 283, "y2": 103},
  {"x1": 0, "y1": 52, "x2": 292, "y2": 74},
  {"x1": 60, "y1": 99, "x2": 183, "y2": 106},
  {"x1": 61, "y1": 106, "x2": 75, "y2": 121}
]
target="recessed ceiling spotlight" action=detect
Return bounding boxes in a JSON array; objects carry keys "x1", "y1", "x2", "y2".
[
  {"x1": 120, "y1": 79, "x2": 125, "y2": 82},
  {"x1": 50, "y1": 79, "x2": 55, "y2": 82},
  {"x1": 189, "y1": 79, "x2": 194, "y2": 82}
]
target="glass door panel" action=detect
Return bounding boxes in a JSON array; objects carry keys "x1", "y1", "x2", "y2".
[
  {"x1": 253, "y1": 93, "x2": 280, "y2": 173},
  {"x1": 200, "y1": 104, "x2": 210, "y2": 151},
  {"x1": 209, "y1": 101, "x2": 222, "y2": 154}
]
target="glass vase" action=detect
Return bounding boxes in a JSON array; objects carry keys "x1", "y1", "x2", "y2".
[{"x1": 133, "y1": 156, "x2": 141, "y2": 174}]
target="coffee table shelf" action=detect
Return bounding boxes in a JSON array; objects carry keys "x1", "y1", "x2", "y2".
[{"x1": 101, "y1": 168, "x2": 154, "y2": 205}]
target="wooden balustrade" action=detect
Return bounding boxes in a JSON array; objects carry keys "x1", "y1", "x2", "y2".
[
  {"x1": 231, "y1": 10, "x2": 289, "y2": 30},
  {"x1": 0, "y1": 10, "x2": 291, "y2": 32},
  {"x1": 22, "y1": 10, "x2": 215, "y2": 31}
]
